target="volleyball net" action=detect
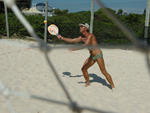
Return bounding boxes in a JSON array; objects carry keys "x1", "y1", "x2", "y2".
[{"x1": 0, "y1": 0, "x2": 150, "y2": 113}]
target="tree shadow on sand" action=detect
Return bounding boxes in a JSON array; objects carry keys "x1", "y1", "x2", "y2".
[{"x1": 62, "y1": 72, "x2": 112, "y2": 89}]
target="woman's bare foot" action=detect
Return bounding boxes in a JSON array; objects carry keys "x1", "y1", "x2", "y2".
[
  {"x1": 85, "y1": 81, "x2": 90, "y2": 87},
  {"x1": 111, "y1": 84, "x2": 115, "y2": 88}
]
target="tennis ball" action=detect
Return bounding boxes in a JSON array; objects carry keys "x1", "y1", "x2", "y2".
[{"x1": 44, "y1": 20, "x2": 47, "y2": 24}]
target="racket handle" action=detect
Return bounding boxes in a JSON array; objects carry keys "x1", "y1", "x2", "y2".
[
  {"x1": 56, "y1": 34, "x2": 59, "y2": 36},
  {"x1": 57, "y1": 34, "x2": 64, "y2": 40}
]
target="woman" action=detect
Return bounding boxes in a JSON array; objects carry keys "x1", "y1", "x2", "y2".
[{"x1": 57, "y1": 23, "x2": 115, "y2": 88}]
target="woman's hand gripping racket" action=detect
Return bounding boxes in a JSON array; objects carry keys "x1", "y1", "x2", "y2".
[{"x1": 48, "y1": 24, "x2": 62, "y2": 39}]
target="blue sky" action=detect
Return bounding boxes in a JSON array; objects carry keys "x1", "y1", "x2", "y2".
[{"x1": 32, "y1": 0, "x2": 147, "y2": 13}]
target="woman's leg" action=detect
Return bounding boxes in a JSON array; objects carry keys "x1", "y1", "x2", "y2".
[
  {"x1": 81, "y1": 57, "x2": 95, "y2": 87},
  {"x1": 96, "y1": 58, "x2": 115, "y2": 88}
]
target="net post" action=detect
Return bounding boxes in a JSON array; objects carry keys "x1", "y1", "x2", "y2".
[
  {"x1": 90, "y1": 0, "x2": 94, "y2": 33},
  {"x1": 144, "y1": 0, "x2": 150, "y2": 45},
  {"x1": 44, "y1": 0, "x2": 48, "y2": 43},
  {"x1": 4, "y1": 1, "x2": 10, "y2": 38}
]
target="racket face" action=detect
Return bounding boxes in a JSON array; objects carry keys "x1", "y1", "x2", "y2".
[{"x1": 48, "y1": 24, "x2": 59, "y2": 35}]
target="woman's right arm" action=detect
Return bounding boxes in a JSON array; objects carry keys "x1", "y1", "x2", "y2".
[{"x1": 57, "y1": 35, "x2": 82, "y2": 43}]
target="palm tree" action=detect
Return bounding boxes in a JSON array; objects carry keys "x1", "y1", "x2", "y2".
[
  {"x1": 0, "y1": 1, "x2": 4, "y2": 13},
  {"x1": 16, "y1": 0, "x2": 32, "y2": 10},
  {"x1": 0, "y1": 0, "x2": 32, "y2": 13}
]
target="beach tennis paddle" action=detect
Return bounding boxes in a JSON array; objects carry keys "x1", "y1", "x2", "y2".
[{"x1": 48, "y1": 24, "x2": 59, "y2": 36}]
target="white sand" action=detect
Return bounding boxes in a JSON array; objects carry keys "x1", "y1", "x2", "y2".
[{"x1": 0, "y1": 39, "x2": 150, "y2": 113}]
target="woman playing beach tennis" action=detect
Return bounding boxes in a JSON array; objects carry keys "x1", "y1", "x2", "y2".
[{"x1": 48, "y1": 23, "x2": 115, "y2": 88}]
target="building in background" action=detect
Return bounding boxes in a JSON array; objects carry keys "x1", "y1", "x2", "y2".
[
  {"x1": 0, "y1": 0, "x2": 54, "y2": 16},
  {"x1": 23, "y1": 2, "x2": 55, "y2": 16}
]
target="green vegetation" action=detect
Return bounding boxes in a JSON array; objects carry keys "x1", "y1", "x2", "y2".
[{"x1": 0, "y1": 8, "x2": 146, "y2": 44}]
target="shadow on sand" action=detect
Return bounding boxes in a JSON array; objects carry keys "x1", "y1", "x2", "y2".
[{"x1": 62, "y1": 72, "x2": 112, "y2": 89}]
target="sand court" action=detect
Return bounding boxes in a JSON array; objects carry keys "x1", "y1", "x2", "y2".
[{"x1": 0, "y1": 39, "x2": 150, "y2": 113}]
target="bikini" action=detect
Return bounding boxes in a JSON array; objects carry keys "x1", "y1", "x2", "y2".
[
  {"x1": 90, "y1": 53, "x2": 103, "y2": 60},
  {"x1": 81, "y1": 37, "x2": 103, "y2": 60}
]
